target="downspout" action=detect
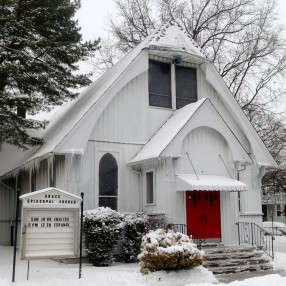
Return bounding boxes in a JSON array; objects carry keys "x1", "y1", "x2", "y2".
[{"x1": 128, "y1": 166, "x2": 143, "y2": 211}]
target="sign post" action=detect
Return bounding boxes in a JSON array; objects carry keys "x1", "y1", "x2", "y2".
[
  {"x1": 12, "y1": 189, "x2": 20, "y2": 283},
  {"x1": 20, "y1": 188, "x2": 82, "y2": 262},
  {"x1": 79, "y1": 192, "x2": 84, "y2": 279}
]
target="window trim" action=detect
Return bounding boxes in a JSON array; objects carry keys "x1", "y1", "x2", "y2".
[
  {"x1": 98, "y1": 152, "x2": 119, "y2": 211},
  {"x1": 145, "y1": 169, "x2": 156, "y2": 206}
]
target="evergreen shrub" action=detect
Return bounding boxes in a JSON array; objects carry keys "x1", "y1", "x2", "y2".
[
  {"x1": 121, "y1": 212, "x2": 149, "y2": 262},
  {"x1": 138, "y1": 229, "x2": 204, "y2": 274},
  {"x1": 83, "y1": 207, "x2": 124, "y2": 266}
]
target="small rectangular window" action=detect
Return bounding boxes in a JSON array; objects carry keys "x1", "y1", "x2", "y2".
[
  {"x1": 149, "y1": 60, "x2": 172, "y2": 108},
  {"x1": 277, "y1": 204, "x2": 281, "y2": 217},
  {"x1": 175, "y1": 66, "x2": 197, "y2": 109},
  {"x1": 146, "y1": 171, "x2": 154, "y2": 204}
]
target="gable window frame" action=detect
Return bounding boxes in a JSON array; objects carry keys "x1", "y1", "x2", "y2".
[
  {"x1": 148, "y1": 56, "x2": 198, "y2": 110},
  {"x1": 145, "y1": 169, "x2": 156, "y2": 206}
]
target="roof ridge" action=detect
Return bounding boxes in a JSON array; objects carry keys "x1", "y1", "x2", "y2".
[{"x1": 146, "y1": 18, "x2": 207, "y2": 59}]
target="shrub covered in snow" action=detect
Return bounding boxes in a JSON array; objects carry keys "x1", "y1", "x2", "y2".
[
  {"x1": 83, "y1": 207, "x2": 124, "y2": 266},
  {"x1": 121, "y1": 212, "x2": 149, "y2": 263},
  {"x1": 138, "y1": 229, "x2": 204, "y2": 274}
]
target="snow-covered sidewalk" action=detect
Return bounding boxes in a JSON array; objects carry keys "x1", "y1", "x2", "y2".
[{"x1": 1, "y1": 246, "x2": 286, "y2": 286}]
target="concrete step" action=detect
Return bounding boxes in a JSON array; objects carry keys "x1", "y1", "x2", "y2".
[
  {"x1": 202, "y1": 246, "x2": 273, "y2": 274},
  {"x1": 209, "y1": 262, "x2": 273, "y2": 274},
  {"x1": 203, "y1": 246, "x2": 257, "y2": 254},
  {"x1": 204, "y1": 250, "x2": 263, "y2": 261},
  {"x1": 203, "y1": 257, "x2": 270, "y2": 268}
]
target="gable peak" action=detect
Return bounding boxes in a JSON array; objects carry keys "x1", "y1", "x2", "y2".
[{"x1": 145, "y1": 18, "x2": 207, "y2": 60}]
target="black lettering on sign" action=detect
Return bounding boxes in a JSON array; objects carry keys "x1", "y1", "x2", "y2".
[{"x1": 54, "y1": 222, "x2": 70, "y2": 227}]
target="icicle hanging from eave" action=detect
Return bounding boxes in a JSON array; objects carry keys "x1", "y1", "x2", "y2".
[
  {"x1": 64, "y1": 149, "x2": 84, "y2": 183},
  {"x1": 4, "y1": 153, "x2": 54, "y2": 180},
  {"x1": 47, "y1": 156, "x2": 54, "y2": 186}
]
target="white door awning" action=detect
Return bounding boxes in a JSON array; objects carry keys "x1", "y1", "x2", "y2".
[{"x1": 176, "y1": 174, "x2": 248, "y2": 192}]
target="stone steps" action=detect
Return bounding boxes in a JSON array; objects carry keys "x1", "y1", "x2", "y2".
[{"x1": 202, "y1": 246, "x2": 273, "y2": 274}]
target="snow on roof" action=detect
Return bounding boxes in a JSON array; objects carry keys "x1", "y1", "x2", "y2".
[
  {"x1": 0, "y1": 19, "x2": 208, "y2": 177},
  {"x1": 34, "y1": 20, "x2": 208, "y2": 161},
  {"x1": 176, "y1": 174, "x2": 248, "y2": 192},
  {"x1": 146, "y1": 20, "x2": 207, "y2": 60},
  {"x1": 129, "y1": 99, "x2": 207, "y2": 165}
]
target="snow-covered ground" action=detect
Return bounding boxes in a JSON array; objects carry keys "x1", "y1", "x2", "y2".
[{"x1": 1, "y1": 236, "x2": 286, "y2": 286}]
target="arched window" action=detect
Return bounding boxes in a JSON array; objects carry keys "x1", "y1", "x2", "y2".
[{"x1": 99, "y1": 153, "x2": 118, "y2": 210}]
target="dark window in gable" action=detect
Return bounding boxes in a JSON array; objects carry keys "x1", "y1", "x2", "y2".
[
  {"x1": 149, "y1": 60, "x2": 172, "y2": 108},
  {"x1": 99, "y1": 153, "x2": 118, "y2": 211},
  {"x1": 175, "y1": 66, "x2": 197, "y2": 109}
]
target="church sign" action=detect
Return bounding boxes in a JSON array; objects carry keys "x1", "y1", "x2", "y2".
[{"x1": 20, "y1": 188, "x2": 82, "y2": 260}]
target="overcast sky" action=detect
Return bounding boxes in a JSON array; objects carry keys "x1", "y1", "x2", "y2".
[{"x1": 76, "y1": 0, "x2": 286, "y2": 42}]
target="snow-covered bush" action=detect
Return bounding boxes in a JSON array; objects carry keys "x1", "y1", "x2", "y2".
[
  {"x1": 83, "y1": 207, "x2": 124, "y2": 266},
  {"x1": 138, "y1": 229, "x2": 204, "y2": 274},
  {"x1": 121, "y1": 212, "x2": 149, "y2": 263}
]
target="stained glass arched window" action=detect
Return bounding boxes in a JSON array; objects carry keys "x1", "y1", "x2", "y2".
[{"x1": 99, "y1": 153, "x2": 118, "y2": 210}]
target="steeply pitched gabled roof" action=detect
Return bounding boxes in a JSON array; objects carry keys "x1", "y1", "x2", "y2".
[
  {"x1": 0, "y1": 19, "x2": 277, "y2": 177},
  {"x1": 129, "y1": 98, "x2": 253, "y2": 166}
]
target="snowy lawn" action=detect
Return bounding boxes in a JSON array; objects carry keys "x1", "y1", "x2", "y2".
[{"x1": 1, "y1": 246, "x2": 286, "y2": 286}]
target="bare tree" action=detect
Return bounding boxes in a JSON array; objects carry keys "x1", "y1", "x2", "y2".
[
  {"x1": 94, "y1": 0, "x2": 286, "y2": 110},
  {"x1": 246, "y1": 103, "x2": 286, "y2": 166}
]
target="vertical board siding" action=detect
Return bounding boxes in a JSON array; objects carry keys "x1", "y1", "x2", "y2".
[
  {"x1": 36, "y1": 160, "x2": 49, "y2": 191},
  {"x1": 78, "y1": 140, "x2": 142, "y2": 213},
  {"x1": 88, "y1": 72, "x2": 174, "y2": 213},
  {"x1": 197, "y1": 67, "x2": 250, "y2": 153},
  {"x1": 92, "y1": 72, "x2": 172, "y2": 144},
  {"x1": 0, "y1": 183, "x2": 15, "y2": 245},
  {"x1": 179, "y1": 126, "x2": 232, "y2": 176},
  {"x1": 18, "y1": 170, "x2": 30, "y2": 195},
  {"x1": 55, "y1": 155, "x2": 66, "y2": 190},
  {"x1": 220, "y1": 191, "x2": 239, "y2": 245}
]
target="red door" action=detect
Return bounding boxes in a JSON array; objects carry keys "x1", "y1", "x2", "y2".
[{"x1": 186, "y1": 191, "x2": 221, "y2": 240}]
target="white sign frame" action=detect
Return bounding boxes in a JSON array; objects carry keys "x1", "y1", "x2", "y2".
[{"x1": 20, "y1": 188, "x2": 82, "y2": 260}]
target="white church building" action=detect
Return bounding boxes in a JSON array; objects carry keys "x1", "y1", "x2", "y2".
[{"x1": 0, "y1": 20, "x2": 277, "y2": 246}]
